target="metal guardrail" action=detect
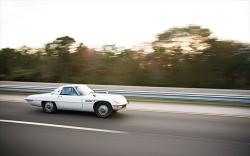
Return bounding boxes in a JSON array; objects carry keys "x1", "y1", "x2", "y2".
[{"x1": 0, "y1": 85, "x2": 249, "y2": 104}]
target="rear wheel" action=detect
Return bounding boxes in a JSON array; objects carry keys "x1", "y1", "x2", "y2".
[
  {"x1": 42, "y1": 102, "x2": 56, "y2": 113},
  {"x1": 95, "y1": 102, "x2": 112, "y2": 118}
]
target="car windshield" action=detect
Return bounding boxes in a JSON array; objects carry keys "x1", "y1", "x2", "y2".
[{"x1": 75, "y1": 85, "x2": 94, "y2": 95}]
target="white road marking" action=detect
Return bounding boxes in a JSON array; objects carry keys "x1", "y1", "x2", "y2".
[{"x1": 0, "y1": 119, "x2": 127, "y2": 134}]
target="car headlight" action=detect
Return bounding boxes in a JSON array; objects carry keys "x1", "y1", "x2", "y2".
[
  {"x1": 114, "y1": 96, "x2": 128, "y2": 104},
  {"x1": 114, "y1": 97, "x2": 121, "y2": 104}
]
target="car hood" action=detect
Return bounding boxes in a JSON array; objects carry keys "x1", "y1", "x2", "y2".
[{"x1": 25, "y1": 93, "x2": 51, "y2": 100}]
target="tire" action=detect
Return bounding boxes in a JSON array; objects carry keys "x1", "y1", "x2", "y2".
[
  {"x1": 42, "y1": 102, "x2": 57, "y2": 113},
  {"x1": 95, "y1": 102, "x2": 112, "y2": 118}
]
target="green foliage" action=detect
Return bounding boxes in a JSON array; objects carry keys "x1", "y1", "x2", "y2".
[
  {"x1": 9, "y1": 69, "x2": 39, "y2": 81},
  {"x1": 154, "y1": 25, "x2": 214, "y2": 54},
  {"x1": 0, "y1": 29, "x2": 250, "y2": 89}
]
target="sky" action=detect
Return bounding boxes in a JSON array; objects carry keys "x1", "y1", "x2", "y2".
[{"x1": 0, "y1": 0, "x2": 250, "y2": 49}]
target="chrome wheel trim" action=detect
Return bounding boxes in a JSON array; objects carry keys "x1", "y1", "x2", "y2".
[
  {"x1": 98, "y1": 105, "x2": 108, "y2": 116},
  {"x1": 45, "y1": 102, "x2": 54, "y2": 112}
]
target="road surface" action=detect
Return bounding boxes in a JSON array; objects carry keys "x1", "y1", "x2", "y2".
[{"x1": 0, "y1": 100, "x2": 250, "y2": 156}]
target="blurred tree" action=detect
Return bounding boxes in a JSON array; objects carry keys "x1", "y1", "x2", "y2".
[
  {"x1": 0, "y1": 28, "x2": 249, "y2": 89},
  {"x1": 0, "y1": 48, "x2": 19, "y2": 79},
  {"x1": 44, "y1": 36, "x2": 76, "y2": 82},
  {"x1": 153, "y1": 25, "x2": 214, "y2": 54},
  {"x1": 198, "y1": 40, "x2": 250, "y2": 88},
  {"x1": 0, "y1": 48, "x2": 41, "y2": 81}
]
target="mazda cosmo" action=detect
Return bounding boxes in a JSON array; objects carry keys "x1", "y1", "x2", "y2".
[{"x1": 24, "y1": 85, "x2": 128, "y2": 118}]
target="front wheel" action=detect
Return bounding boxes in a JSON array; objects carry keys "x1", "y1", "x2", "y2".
[
  {"x1": 43, "y1": 102, "x2": 57, "y2": 113},
  {"x1": 95, "y1": 103, "x2": 112, "y2": 118}
]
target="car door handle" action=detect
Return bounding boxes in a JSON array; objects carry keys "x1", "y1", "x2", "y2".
[{"x1": 58, "y1": 95, "x2": 62, "y2": 98}]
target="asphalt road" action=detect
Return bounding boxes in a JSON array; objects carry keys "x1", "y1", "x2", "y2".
[{"x1": 1, "y1": 101, "x2": 250, "y2": 156}]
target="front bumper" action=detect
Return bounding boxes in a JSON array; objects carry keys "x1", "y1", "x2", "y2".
[
  {"x1": 24, "y1": 98, "x2": 42, "y2": 107},
  {"x1": 112, "y1": 103, "x2": 127, "y2": 111}
]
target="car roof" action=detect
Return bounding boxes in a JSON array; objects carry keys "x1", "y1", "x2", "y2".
[{"x1": 61, "y1": 84, "x2": 88, "y2": 88}]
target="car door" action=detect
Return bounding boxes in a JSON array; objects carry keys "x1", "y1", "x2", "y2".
[
  {"x1": 56, "y1": 87, "x2": 83, "y2": 111},
  {"x1": 81, "y1": 94, "x2": 95, "y2": 112},
  {"x1": 74, "y1": 86, "x2": 95, "y2": 112}
]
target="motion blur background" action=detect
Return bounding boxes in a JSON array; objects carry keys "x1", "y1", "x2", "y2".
[
  {"x1": 1, "y1": 1, "x2": 250, "y2": 156},
  {"x1": 0, "y1": 0, "x2": 250, "y2": 89}
]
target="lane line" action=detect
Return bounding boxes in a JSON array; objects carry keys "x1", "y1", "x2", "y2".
[{"x1": 0, "y1": 119, "x2": 127, "y2": 134}]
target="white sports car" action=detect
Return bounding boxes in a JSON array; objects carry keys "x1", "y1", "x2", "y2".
[{"x1": 24, "y1": 84, "x2": 128, "y2": 118}]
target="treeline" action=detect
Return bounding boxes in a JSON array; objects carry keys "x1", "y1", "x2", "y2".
[{"x1": 0, "y1": 25, "x2": 250, "y2": 89}]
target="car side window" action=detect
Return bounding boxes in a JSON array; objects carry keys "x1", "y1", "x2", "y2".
[{"x1": 60, "y1": 87, "x2": 78, "y2": 96}]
